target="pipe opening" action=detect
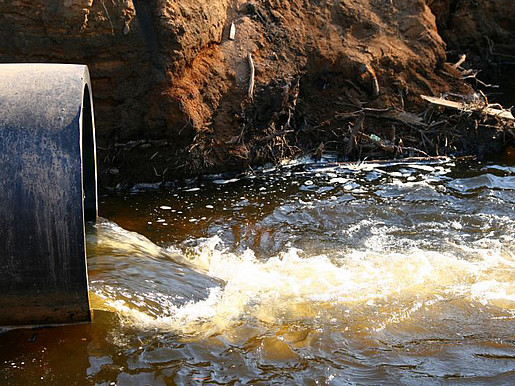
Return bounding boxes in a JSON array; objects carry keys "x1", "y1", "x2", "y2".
[{"x1": 82, "y1": 84, "x2": 97, "y2": 223}]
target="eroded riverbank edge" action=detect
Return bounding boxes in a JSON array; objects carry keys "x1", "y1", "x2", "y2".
[{"x1": 1, "y1": 0, "x2": 514, "y2": 188}]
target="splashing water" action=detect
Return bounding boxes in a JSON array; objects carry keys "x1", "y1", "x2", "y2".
[{"x1": 89, "y1": 217, "x2": 515, "y2": 339}]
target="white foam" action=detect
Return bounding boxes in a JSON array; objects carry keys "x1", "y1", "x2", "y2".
[
  {"x1": 93, "y1": 227, "x2": 515, "y2": 337},
  {"x1": 406, "y1": 164, "x2": 436, "y2": 172},
  {"x1": 213, "y1": 178, "x2": 240, "y2": 185},
  {"x1": 329, "y1": 177, "x2": 349, "y2": 184}
]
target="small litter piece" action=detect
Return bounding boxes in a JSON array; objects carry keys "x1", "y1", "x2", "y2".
[{"x1": 229, "y1": 22, "x2": 236, "y2": 40}]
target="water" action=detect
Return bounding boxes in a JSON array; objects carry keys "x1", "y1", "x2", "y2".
[{"x1": 1, "y1": 153, "x2": 515, "y2": 385}]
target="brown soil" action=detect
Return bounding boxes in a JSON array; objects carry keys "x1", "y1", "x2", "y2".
[{"x1": 1, "y1": 0, "x2": 513, "y2": 187}]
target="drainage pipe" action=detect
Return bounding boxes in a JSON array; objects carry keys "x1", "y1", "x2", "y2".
[{"x1": 0, "y1": 64, "x2": 97, "y2": 326}]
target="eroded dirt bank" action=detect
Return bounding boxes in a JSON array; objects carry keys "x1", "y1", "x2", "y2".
[{"x1": 0, "y1": 0, "x2": 513, "y2": 187}]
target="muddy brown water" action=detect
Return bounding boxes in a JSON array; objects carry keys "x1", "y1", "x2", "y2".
[{"x1": 1, "y1": 153, "x2": 515, "y2": 385}]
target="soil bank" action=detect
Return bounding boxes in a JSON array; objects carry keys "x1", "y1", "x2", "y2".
[{"x1": 0, "y1": 0, "x2": 514, "y2": 187}]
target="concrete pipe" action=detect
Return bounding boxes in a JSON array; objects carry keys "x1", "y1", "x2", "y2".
[{"x1": 0, "y1": 64, "x2": 97, "y2": 327}]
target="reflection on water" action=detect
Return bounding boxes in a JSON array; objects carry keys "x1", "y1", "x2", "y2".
[{"x1": 1, "y1": 155, "x2": 515, "y2": 385}]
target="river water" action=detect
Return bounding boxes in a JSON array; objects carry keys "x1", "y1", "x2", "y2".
[{"x1": 1, "y1": 153, "x2": 515, "y2": 385}]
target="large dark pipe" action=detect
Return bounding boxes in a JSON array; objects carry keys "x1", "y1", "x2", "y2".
[{"x1": 0, "y1": 64, "x2": 97, "y2": 326}]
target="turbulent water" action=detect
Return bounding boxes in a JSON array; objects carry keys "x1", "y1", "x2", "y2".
[{"x1": 1, "y1": 155, "x2": 515, "y2": 385}]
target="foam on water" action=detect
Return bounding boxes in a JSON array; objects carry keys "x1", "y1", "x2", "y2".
[{"x1": 90, "y1": 220, "x2": 515, "y2": 337}]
